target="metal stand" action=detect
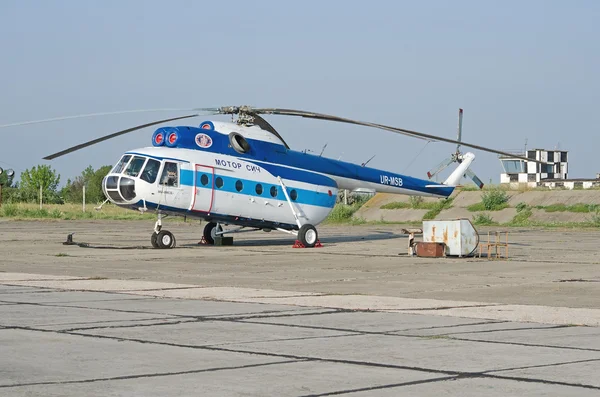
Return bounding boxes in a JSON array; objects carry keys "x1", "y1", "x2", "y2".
[{"x1": 479, "y1": 231, "x2": 509, "y2": 259}]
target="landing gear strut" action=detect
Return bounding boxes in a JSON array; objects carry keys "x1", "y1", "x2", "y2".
[{"x1": 151, "y1": 213, "x2": 176, "y2": 249}]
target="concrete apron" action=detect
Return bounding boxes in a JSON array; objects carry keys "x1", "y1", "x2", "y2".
[{"x1": 2, "y1": 272, "x2": 599, "y2": 327}]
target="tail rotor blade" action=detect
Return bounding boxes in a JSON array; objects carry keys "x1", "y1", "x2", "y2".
[
  {"x1": 464, "y1": 168, "x2": 484, "y2": 189},
  {"x1": 427, "y1": 157, "x2": 455, "y2": 179}
]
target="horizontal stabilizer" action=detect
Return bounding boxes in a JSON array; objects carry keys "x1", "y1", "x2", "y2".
[{"x1": 464, "y1": 168, "x2": 484, "y2": 189}]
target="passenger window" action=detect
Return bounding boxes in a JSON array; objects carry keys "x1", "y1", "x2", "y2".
[
  {"x1": 160, "y1": 162, "x2": 179, "y2": 187},
  {"x1": 140, "y1": 159, "x2": 160, "y2": 184},
  {"x1": 270, "y1": 186, "x2": 277, "y2": 198},
  {"x1": 235, "y1": 180, "x2": 243, "y2": 192},
  {"x1": 125, "y1": 156, "x2": 146, "y2": 177},
  {"x1": 255, "y1": 184, "x2": 263, "y2": 195},
  {"x1": 290, "y1": 189, "x2": 298, "y2": 201},
  {"x1": 112, "y1": 155, "x2": 131, "y2": 174},
  {"x1": 200, "y1": 174, "x2": 209, "y2": 186},
  {"x1": 215, "y1": 177, "x2": 224, "y2": 188}
]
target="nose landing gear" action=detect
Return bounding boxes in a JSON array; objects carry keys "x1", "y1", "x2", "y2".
[{"x1": 151, "y1": 213, "x2": 176, "y2": 249}]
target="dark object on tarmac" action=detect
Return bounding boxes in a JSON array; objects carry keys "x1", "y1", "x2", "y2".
[
  {"x1": 63, "y1": 233, "x2": 75, "y2": 245},
  {"x1": 214, "y1": 236, "x2": 234, "y2": 246},
  {"x1": 415, "y1": 242, "x2": 445, "y2": 257}
]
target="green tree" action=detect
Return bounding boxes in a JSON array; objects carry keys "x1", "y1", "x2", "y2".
[
  {"x1": 61, "y1": 165, "x2": 111, "y2": 203},
  {"x1": 19, "y1": 165, "x2": 61, "y2": 203}
]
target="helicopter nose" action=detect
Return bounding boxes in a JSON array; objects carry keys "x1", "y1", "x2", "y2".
[{"x1": 103, "y1": 174, "x2": 136, "y2": 203}]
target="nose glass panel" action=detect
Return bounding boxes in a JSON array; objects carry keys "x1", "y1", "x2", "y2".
[
  {"x1": 119, "y1": 177, "x2": 136, "y2": 201},
  {"x1": 103, "y1": 174, "x2": 136, "y2": 203}
]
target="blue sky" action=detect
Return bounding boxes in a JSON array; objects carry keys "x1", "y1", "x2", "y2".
[{"x1": 1, "y1": 0, "x2": 598, "y2": 185}]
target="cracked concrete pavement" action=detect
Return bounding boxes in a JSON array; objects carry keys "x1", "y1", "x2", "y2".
[{"x1": 1, "y1": 220, "x2": 599, "y2": 395}]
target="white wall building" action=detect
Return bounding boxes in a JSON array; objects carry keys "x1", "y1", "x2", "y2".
[{"x1": 499, "y1": 149, "x2": 568, "y2": 188}]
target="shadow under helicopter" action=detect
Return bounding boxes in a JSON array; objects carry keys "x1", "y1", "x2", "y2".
[{"x1": 66, "y1": 230, "x2": 404, "y2": 250}]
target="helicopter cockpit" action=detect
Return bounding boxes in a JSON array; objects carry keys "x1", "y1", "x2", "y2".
[{"x1": 103, "y1": 154, "x2": 179, "y2": 204}]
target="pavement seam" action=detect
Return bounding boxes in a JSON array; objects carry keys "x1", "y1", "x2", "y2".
[
  {"x1": 298, "y1": 376, "x2": 459, "y2": 396},
  {"x1": 0, "y1": 359, "x2": 304, "y2": 389},
  {"x1": 448, "y1": 335, "x2": 600, "y2": 353}
]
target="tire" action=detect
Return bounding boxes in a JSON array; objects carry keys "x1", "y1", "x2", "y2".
[
  {"x1": 157, "y1": 230, "x2": 176, "y2": 249},
  {"x1": 298, "y1": 224, "x2": 318, "y2": 248},
  {"x1": 203, "y1": 222, "x2": 219, "y2": 245},
  {"x1": 151, "y1": 232, "x2": 159, "y2": 248}
]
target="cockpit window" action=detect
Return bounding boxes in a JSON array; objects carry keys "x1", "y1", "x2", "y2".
[
  {"x1": 160, "y1": 162, "x2": 179, "y2": 187},
  {"x1": 124, "y1": 156, "x2": 146, "y2": 177},
  {"x1": 140, "y1": 159, "x2": 160, "y2": 184},
  {"x1": 112, "y1": 155, "x2": 131, "y2": 174}
]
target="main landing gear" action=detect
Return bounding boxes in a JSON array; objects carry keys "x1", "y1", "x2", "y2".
[
  {"x1": 202, "y1": 222, "x2": 222, "y2": 245},
  {"x1": 297, "y1": 224, "x2": 318, "y2": 248},
  {"x1": 151, "y1": 214, "x2": 176, "y2": 249}
]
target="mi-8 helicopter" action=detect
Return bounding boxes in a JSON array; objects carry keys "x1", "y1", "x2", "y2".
[{"x1": 2, "y1": 106, "x2": 534, "y2": 248}]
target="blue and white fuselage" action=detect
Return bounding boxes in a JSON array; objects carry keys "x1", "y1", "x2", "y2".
[{"x1": 102, "y1": 120, "x2": 454, "y2": 231}]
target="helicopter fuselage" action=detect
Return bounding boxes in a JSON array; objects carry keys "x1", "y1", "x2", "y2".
[{"x1": 102, "y1": 120, "x2": 454, "y2": 231}]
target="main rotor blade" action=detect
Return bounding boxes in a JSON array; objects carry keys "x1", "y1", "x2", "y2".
[
  {"x1": 248, "y1": 107, "x2": 434, "y2": 142},
  {"x1": 43, "y1": 114, "x2": 199, "y2": 160},
  {"x1": 244, "y1": 107, "x2": 536, "y2": 163},
  {"x1": 0, "y1": 108, "x2": 217, "y2": 129}
]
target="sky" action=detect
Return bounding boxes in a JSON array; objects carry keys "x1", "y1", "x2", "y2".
[{"x1": 1, "y1": 0, "x2": 598, "y2": 186}]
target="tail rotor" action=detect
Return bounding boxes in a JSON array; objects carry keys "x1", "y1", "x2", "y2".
[{"x1": 427, "y1": 109, "x2": 484, "y2": 188}]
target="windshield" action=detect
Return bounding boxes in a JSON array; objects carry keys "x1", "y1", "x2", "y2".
[
  {"x1": 111, "y1": 155, "x2": 131, "y2": 174},
  {"x1": 140, "y1": 159, "x2": 161, "y2": 183},
  {"x1": 124, "y1": 156, "x2": 147, "y2": 177}
]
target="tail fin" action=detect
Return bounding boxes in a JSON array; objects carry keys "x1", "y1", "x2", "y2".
[{"x1": 443, "y1": 152, "x2": 484, "y2": 188}]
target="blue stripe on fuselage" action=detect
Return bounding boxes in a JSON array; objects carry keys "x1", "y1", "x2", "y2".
[{"x1": 179, "y1": 170, "x2": 336, "y2": 208}]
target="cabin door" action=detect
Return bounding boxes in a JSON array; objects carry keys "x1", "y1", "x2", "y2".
[{"x1": 192, "y1": 164, "x2": 214, "y2": 213}]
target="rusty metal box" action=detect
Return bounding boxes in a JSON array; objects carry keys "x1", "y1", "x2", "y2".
[{"x1": 415, "y1": 242, "x2": 446, "y2": 257}]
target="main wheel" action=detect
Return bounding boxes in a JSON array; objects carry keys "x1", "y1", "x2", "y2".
[
  {"x1": 298, "y1": 224, "x2": 318, "y2": 248},
  {"x1": 156, "y1": 230, "x2": 176, "y2": 249},
  {"x1": 203, "y1": 222, "x2": 220, "y2": 245},
  {"x1": 151, "y1": 232, "x2": 159, "y2": 248}
]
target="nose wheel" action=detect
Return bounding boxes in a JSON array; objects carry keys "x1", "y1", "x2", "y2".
[{"x1": 151, "y1": 230, "x2": 176, "y2": 249}]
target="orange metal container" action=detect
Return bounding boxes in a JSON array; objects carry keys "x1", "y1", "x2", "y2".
[{"x1": 415, "y1": 242, "x2": 446, "y2": 257}]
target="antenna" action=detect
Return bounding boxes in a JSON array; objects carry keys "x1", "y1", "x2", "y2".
[
  {"x1": 524, "y1": 138, "x2": 528, "y2": 155},
  {"x1": 361, "y1": 154, "x2": 376, "y2": 167},
  {"x1": 319, "y1": 143, "x2": 328, "y2": 157}
]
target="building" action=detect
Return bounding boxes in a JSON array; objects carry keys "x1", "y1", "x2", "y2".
[{"x1": 499, "y1": 149, "x2": 568, "y2": 188}]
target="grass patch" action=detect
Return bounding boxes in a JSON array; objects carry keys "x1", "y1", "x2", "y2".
[
  {"x1": 55, "y1": 253, "x2": 70, "y2": 257},
  {"x1": 325, "y1": 202, "x2": 367, "y2": 224},
  {"x1": 0, "y1": 203, "x2": 156, "y2": 220},
  {"x1": 508, "y1": 208, "x2": 533, "y2": 226},
  {"x1": 533, "y1": 203, "x2": 600, "y2": 213},
  {"x1": 472, "y1": 213, "x2": 498, "y2": 226},
  {"x1": 380, "y1": 199, "x2": 440, "y2": 211},
  {"x1": 423, "y1": 198, "x2": 453, "y2": 220},
  {"x1": 544, "y1": 204, "x2": 567, "y2": 212},
  {"x1": 380, "y1": 201, "x2": 410, "y2": 210},
  {"x1": 467, "y1": 188, "x2": 510, "y2": 212},
  {"x1": 467, "y1": 202, "x2": 509, "y2": 212}
]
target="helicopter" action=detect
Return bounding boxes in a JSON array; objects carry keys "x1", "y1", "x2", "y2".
[{"x1": 1, "y1": 106, "x2": 535, "y2": 248}]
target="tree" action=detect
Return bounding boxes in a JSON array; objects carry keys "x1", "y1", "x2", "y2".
[
  {"x1": 19, "y1": 165, "x2": 61, "y2": 203},
  {"x1": 61, "y1": 165, "x2": 111, "y2": 204}
]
